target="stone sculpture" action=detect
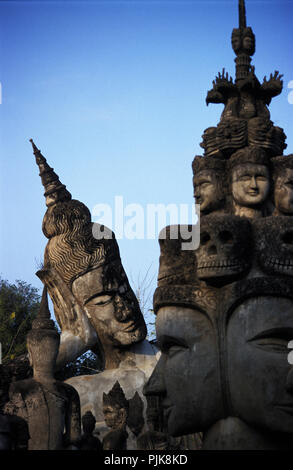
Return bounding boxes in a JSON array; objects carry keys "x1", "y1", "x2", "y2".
[
  {"x1": 31, "y1": 139, "x2": 159, "y2": 448},
  {"x1": 77, "y1": 411, "x2": 102, "y2": 450},
  {"x1": 102, "y1": 381, "x2": 129, "y2": 450},
  {"x1": 4, "y1": 287, "x2": 81, "y2": 450},
  {"x1": 145, "y1": 0, "x2": 293, "y2": 450},
  {"x1": 192, "y1": 157, "x2": 226, "y2": 215},
  {"x1": 272, "y1": 155, "x2": 293, "y2": 215}
]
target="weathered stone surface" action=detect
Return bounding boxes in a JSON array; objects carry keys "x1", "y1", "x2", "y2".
[
  {"x1": 66, "y1": 339, "x2": 159, "y2": 447},
  {"x1": 3, "y1": 288, "x2": 81, "y2": 450},
  {"x1": 144, "y1": 0, "x2": 293, "y2": 449}
]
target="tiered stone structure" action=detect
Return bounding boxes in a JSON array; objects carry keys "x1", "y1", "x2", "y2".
[{"x1": 144, "y1": 0, "x2": 293, "y2": 450}]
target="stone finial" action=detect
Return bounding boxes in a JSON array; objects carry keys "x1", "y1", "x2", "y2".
[
  {"x1": 30, "y1": 139, "x2": 71, "y2": 206},
  {"x1": 30, "y1": 286, "x2": 57, "y2": 333}
]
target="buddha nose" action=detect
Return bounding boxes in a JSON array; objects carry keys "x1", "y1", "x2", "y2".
[{"x1": 143, "y1": 356, "x2": 166, "y2": 397}]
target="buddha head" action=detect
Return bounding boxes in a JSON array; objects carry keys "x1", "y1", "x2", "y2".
[
  {"x1": 145, "y1": 273, "x2": 293, "y2": 441},
  {"x1": 32, "y1": 140, "x2": 147, "y2": 350},
  {"x1": 82, "y1": 411, "x2": 96, "y2": 435},
  {"x1": 229, "y1": 146, "x2": 270, "y2": 215},
  {"x1": 192, "y1": 156, "x2": 226, "y2": 215},
  {"x1": 103, "y1": 382, "x2": 129, "y2": 430},
  {"x1": 272, "y1": 155, "x2": 293, "y2": 215},
  {"x1": 253, "y1": 217, "x2": 293, "y2": 277}
]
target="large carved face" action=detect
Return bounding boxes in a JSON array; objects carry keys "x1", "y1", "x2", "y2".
[
  {"x1": 231, "y1": 163, "x2": 270, "y2": 207},
  {"x1": 193, "y1": 170, "x2": 224, "y2": 214},
  {"x1": 254, "y1": 217, "x2": 293, "y2": 276},
  {"x1": 227, "y1": 296, "x2": 293, "y2": 433},
  {"x1": 72, "y1": 263, "x2": 147, "y2": 347},
  {"x1": 196, "y1": 215, "x2": 252, "y2": 284},
  {"x1": 144, "y1": 306, "x2": 224, "y2": 436},
  {"x1": 274, "y1": 169, "x2": 293, "y2": 215}
]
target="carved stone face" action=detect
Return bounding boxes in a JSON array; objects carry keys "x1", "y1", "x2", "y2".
[
  {"x1": 227, "y1": 296, "x2": 293, "y2": 433},
  {"x1": 144, "y1": 306, "x2": 224, "y2": 436},
  {"x1": 274, "y1": 169, "x2": 293, "y2": 215},
  {"x1": 103, "y1": 404, "x2": 127, "y2": 429},
  {"x1": 194, "y1": 170, "x2": 224, "y2": 214},
  {"x1": 195, "y1": 215, "x2": 252, "y2": 284},
  {"x1": 232, "y1": 29, "x2": 241, "y2": 54},
  {"x1": 27, "y1": 333, "x2": 59, "y2": 373},
  {"x1": 254, "y1": 217, "x2": 293, "y2": 276},
  {"x1": 231, "y1": 164, "x2": 270, "y2": 208},
  {"x1": 72, "y1": 263, "x2": 147, "y2": 347}
]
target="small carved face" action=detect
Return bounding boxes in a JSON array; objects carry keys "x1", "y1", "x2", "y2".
[
  {"x1": 254, "y1": 217, "x2": 293, "y2": 276},
  {"x1": 195, "y1": 215, "x2": 252, "y2": 284},
  {"x1": 232, "y1": 164, "x2": 270, "y2": 208},
  {"x1": 232, "y1": 29, "x2": 241, "y2": 54},
  {"x1": 274, "y1": 169, "x2": 293, "y2": 215},
  {"x1": 72, "y1": 264, "x2": 147, "y2": 347},
  {"x1": 103, "y1": 404, "x2": 127, "y2": 429},
  {"x1": 227, "y1": 296, "x2": 293, "y2": 433},
  {"x1": 194, "y1": 171, "x2": 224, "y2": 214},
  {"x1": 144, "y1": 306, "x2": 223, "y2": 436}
]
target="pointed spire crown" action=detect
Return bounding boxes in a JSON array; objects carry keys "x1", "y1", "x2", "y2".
[
  {"x1": 31, "y1": 286, "x2": 57, "y2": 332},
  {"x1": 30, "y1": 138, "x2": 72, "y2": 206}
]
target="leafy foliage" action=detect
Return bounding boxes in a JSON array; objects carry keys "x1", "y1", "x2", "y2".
[
  {"x1": 0, "y1": 278, "x2": 40, "y2": 364},
  {"x1": 55, "y1": 351, "x2": 103, "y2": 381}
]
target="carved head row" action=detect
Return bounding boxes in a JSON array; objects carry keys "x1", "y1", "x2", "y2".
[
  {"x1": 192, "y1": 147, "x2": 293, "y2": 218},
  {"x1": 144, "y1": 224, "x2": 293, "y2": 439}
]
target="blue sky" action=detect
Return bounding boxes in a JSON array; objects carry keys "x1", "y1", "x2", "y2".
[{"x1": 0, "y1": 0, "x2": 292, "y2": 316}]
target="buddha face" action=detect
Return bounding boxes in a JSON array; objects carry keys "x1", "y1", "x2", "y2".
[
  {"x1": 274, "y1": 169, "x2": 293, "y2": 215},
  {"x1": 231, "y1": 164, "x2": 270, "y2": 208},
  {"x1": 72, "y1": 263, "x2": 147, "y2": 347},
  {"x1": 194, "y1": 170, "x2": 224, "y2": 214},
  {"x1": 27, "y1": 332, "x2": 59, "y2": 374},
  {"x1": 144, "y1": 306, "x2": 224, "y2": 436},
  {"x1": 103, "y1": 404, "x2": 127, "y2": 429},
  {"x1": 227, "y1": 296, "x2": 293, "y2": 433}
]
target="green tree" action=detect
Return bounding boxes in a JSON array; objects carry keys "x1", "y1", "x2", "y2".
[{"x1": 0, "y1": 278, "x2": 40, "y2": 364}]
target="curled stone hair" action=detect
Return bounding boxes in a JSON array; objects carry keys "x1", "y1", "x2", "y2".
[{"x1": 103, "y1": 381, "x2": 129, "y2": 411}]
